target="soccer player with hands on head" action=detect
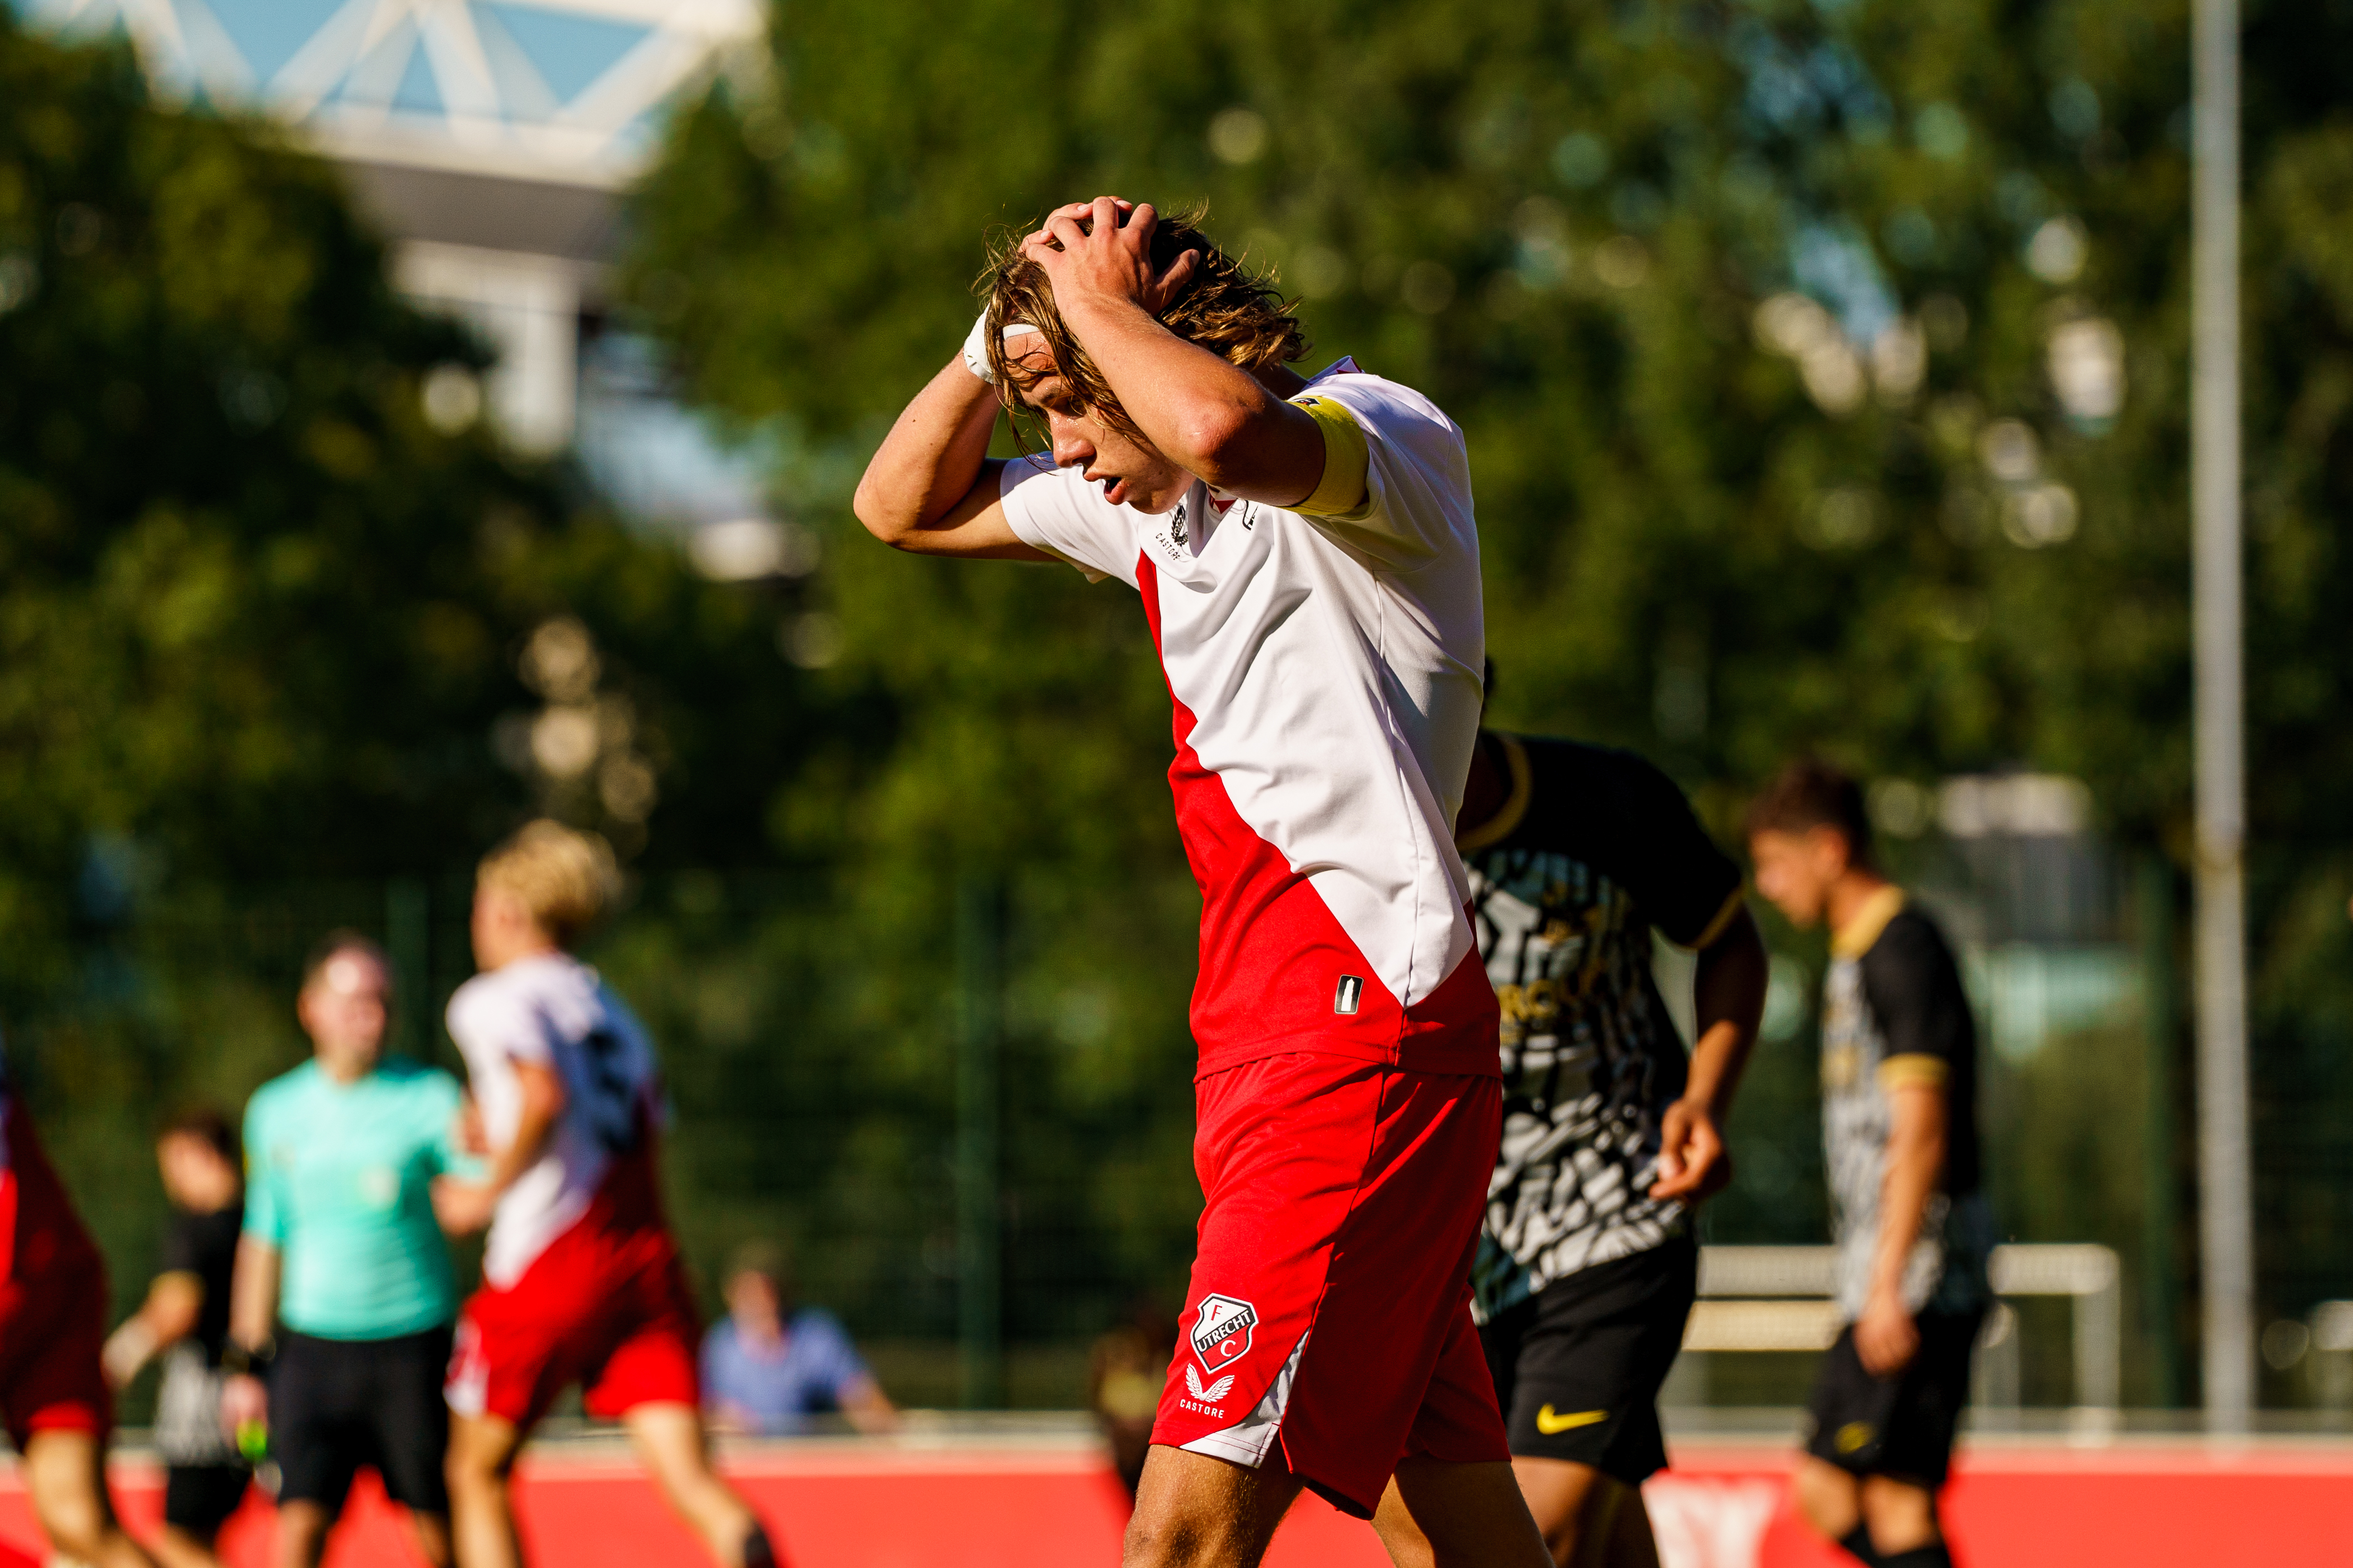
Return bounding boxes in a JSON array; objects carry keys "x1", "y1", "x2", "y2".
[{"x1": 858, "y1": 197, "x2": 1548, "y2": 1568}]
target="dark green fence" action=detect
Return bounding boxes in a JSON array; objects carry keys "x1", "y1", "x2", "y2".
[{"x1": 13, "y1": 830, "x2": 2352, "y2": 1414}]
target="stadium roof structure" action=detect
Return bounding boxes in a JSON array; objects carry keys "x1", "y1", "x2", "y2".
[
  {"x1": 15, "y1": 0, "x2": 762, "y2": 191},
  {"x1": 13, "y1": 0, "x2": 785, "y2": 528}
]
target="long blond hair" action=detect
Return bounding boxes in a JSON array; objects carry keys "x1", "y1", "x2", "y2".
[
  {"x1": 477, "y1": 820, "x2": 620, "y2": 948},
  {"x1": 980, "y1": 205, "x2": 1308, "y2": 441}
]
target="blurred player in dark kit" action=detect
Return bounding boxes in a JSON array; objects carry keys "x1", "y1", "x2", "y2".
[
  {"x1": 1435, "y1": 710, "x2": 1768, "y2": 1568},
  {"x1": 0, "y1": 1037, "x2": 159, "y2": 1567},
  {"x1": 105, "y1": 1109, "x2": 252, "y2": 1568},
  {"x1": 1748, "y1": 762, "x2": 1990, "y2": 1568},
  {"x1": 435, "y1": 822, "x2": 778, "y2": 1568}
]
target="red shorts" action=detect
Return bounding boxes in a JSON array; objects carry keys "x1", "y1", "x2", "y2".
[
  {"x1": 446, "y1": 1213, "x2": 700, "y2": 1428},
  {"x1": 1152, "y1": 1053, "x2": 1509, "y2": 1517},
  {"x1": 0, "y1": 1247, "x2": 111, "y2": 1452}
]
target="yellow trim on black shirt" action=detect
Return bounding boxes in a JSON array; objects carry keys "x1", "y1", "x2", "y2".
[
  {"x1": 1677, "y1": 887, "x2": 1748, "y2": 953},
  {"x1": 1457, "y1": 733, "x2": 1534, "y2": 854},
  {"x1": 1877, "y1": 1053, "x2": 1951, "y2": 1092},
  {"x1": 1831, "y1": 884, "x2": 1905, "y2": 959},
  {"x1": 1289, "y1": 394, "x2": 1370, "y2": 517}
]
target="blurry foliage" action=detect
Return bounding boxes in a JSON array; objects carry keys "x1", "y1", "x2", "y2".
[
  {"x1": 0, "y1": 15, "x2": 851, "y2": 908},
  {"x1": 8, "y1": 0, "x2": 2353, "y2": 1407},
  {"x1": 0, "y1": 15, "x2": 830, "y2": 1345},
  {"x1": 626, "y1": 0, "x2": 2353, "y2": 1391}
]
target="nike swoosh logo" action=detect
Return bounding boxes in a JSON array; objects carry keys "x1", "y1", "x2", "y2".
[{"x1": 1535, "y1": 1406, "x2": 1609, "y2": 1435}]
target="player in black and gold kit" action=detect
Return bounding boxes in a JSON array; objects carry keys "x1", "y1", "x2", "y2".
[
  {"x1": 1453, "y1": 725, "x2": 1768, "y2": 1567},
  {"x1": 1748, "y1": 761, "x2": 1989, "y2": 1568}
]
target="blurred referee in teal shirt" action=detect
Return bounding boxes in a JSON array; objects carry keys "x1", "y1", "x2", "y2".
[{"x1": 219, "y1": 933, "x2": 473, "y2": 1568}]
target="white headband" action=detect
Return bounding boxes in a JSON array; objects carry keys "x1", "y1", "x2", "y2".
[{"x1": 965, "y1": 316, "x2": 1044, "y2": 386}]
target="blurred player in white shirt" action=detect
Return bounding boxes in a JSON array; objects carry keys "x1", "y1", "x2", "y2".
[{"x1": 433, "y1": 822, "x2": 778, "y2": 1568}]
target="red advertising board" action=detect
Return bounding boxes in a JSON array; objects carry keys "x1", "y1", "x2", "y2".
[{"x1": 6, "y1": 1437, "x2": 2350, "y2": 1567}]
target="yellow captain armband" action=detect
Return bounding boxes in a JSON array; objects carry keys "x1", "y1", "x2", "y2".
[{"x1": 1289, "y1": 394, "x2": 1370, "y2": 517}]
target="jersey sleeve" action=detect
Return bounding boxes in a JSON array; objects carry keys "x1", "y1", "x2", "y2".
[
  {"x1": 1858, "y1": 911, "x2": 1976, "y2": 1091},
  {"x1": 1614, "y1": 754, "x2": 1744, "y2": 949},
  {"x1": 447, "y1": 978, "x2": 555, "y2": 1069},
  {"x1": 698, "y1": 1327, "x2": 738, "y2": 1404},
  {"x1": 240, "y1": 1095, "x2": 288, "y2": 1248},
  {"x1": 1524, "y1": 741, "x2": 1745, "y2": 948},
  {"x1": 998, "y1": 456, "x2": 1139, "y2": 587},
  {"x1": 1281, "y1": 376, "x2": 1475, "y2": 567},
  {"x1": 798, "y1": 1311, "x2": 874, "y2": 1399},
  {"x1": 158, "y1": 1209, "x2": 207, "y2": 1277},
  {"x1": 425, "y1": 1071, "x2": 483, "y2": 1180}
]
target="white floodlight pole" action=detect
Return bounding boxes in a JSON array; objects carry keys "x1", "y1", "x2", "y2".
[{"x1": 2192, "y1": 0, "x2": 2253, "y2": 1435}]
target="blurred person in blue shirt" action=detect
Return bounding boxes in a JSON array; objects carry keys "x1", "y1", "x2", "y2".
[{"x1": 699, "y1": 1243, "x2": 897, "y2": 1436}]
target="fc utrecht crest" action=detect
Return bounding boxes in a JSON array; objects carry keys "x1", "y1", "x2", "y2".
[{"x1": 1190, "y1": 1293, "x2": 1257, "y2": 1372}]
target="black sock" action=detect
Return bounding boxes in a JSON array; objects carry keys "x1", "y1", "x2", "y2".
[
  {"x1": 1876, "y1": 1545, "x2": 1953, "y2": 1568},
  {"x1": 1839, "y1": 1524, "x2": 1884, "y2": 1566},
  {"x1": 741, "y1": 1524, "x2": 780, "y2": 1568}
]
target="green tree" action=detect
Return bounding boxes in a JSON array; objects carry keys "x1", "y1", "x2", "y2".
[
  {"x1": 630, "y1": 0, "x2": 2353, "y2": 1398},
  {"x1": 0, "y1": 15, "x2": 833, "y2": 1335}
]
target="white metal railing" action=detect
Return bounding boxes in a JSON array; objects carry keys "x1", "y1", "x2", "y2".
[{"x1": 1688, "y1": 1244, "x2": 2122, "y2": 1432}]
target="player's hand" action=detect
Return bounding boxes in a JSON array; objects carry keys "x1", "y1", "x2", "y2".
[
  {"x1": 1649, "y1": 1096, "x2": 1732, "y2": 1202},
  {"x1": 101, "y1": 1320, "x2": 156, "y2": 1390},
  {"x1": 453, "y1": 1099, "x2": 489, "y2": 1159},
  {"x1": 1021, "y1": 197, "x2": 1201, "y2": 317},
  {"x1": 219, "y1": 1372, "x2": 268, "y2": 1437},
  {"x1": 431, "y1": 1177, "x2": 499, "y2": 1236},
  {"x1": 1854, "y1": 1288, "x2": 1920, "y2": 1377}
]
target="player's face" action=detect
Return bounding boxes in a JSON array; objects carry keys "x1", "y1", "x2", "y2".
[
  {"x1": 156, "y1": 1133, "x2": 234, "y2": 1211},
  {"x1": 726, "y1": 1269, "x2": 781, "y2": 1328},
  {"x1": 298, "y1": 950, "x2": 392, "y2": 1076},
  {"x1": 1748, "y1": 827, "x2": 1846, "y2": 928},
  {"x1": 1011, "y1": 346, "x2": 1191, "y2": 514},
  {"x1": 471, "y1": 884, "x2": 549, "y2": 971}
]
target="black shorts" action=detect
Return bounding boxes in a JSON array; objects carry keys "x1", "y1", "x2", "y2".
[
  {"x1": 1477, "y1": 1235, "x2": 1697, "y2": 1486},
  {"x1": 270, "y1": 1325, "x2": 453, "y2": 1517},
  {"x1": 164, "y1": 1465, "x2": 252, "y2": 1536},
  {"x1": 1802, "y1": 1308, "x2": 1984, "y2": 1488}
]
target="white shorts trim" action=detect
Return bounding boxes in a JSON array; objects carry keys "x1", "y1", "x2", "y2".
[{"x1": 1179, "y1": 1329, "x2": 1309, "y2": 1470}]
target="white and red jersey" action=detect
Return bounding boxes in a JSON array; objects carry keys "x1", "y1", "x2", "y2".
[
  {"x1": 446, "y1": 954, "x2": 665, "y2": 1287},
  {"x1": 1001, "y1": 360, "x2": 1499, "y2": 1077}
]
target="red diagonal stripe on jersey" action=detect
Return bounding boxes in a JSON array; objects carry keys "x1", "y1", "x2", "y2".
[{"x1": 1136, "y1": 555, "x2": 1499, "y2": 1078}]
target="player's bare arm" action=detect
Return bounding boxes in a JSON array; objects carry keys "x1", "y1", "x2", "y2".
[
  {"x1": 433, "y1": 1058, "x2": 564, "y2": 1236},
  {"x1": 217, "y1": 1236, "x2": 281, "y2": 1435},
  {"x1": 837, "y1": 1373, "x2": 901, "y2": 1435},
  {"x1": 851, "y1": 354, "x2": 1040, "y2": 558},
  {"x1": 854, "y1": 201, "x2": 1201, "y2": 551},
  {"x1": 858, "y1": 196, "x2": 1346, "y2": 557},
  {"x1": 1854, "y1": 1082, "x2": 1947, "y2": 1376},
  {"x1": 853, "y1": 199, "x2": 1197, "y2": 554},
  {"x1": 1651, "y1": 903, "x2": 1768, "y2": 1202},
  {"x1": 100, "y1": 1270, "x2": 204, "y2": 1389}
]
